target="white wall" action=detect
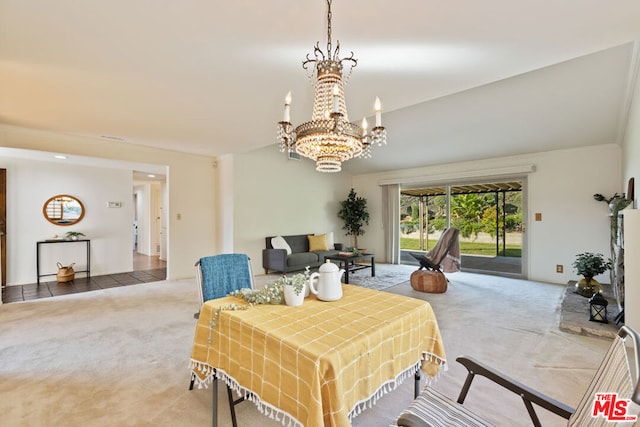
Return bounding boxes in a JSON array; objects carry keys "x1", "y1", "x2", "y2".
[
  {"x1": 232, "y1": 145, "x2": 352, "y2": 274},
  {"x1": 0, "y1": 125, "x2": 217, "y2": 280},
  {"x1": 0, "y1": 157, "x2": 133, "y2": 285},
  {"x1": 622, "y1": 50, "x2": 640, "y2": 208},
  {"x1": 622, "y1": 50, "x2": 640, "y2": 331},
  {"x1": 351, "y1": 143, "x2": 621, "y2": 284},
  {"x1": 624, "y1": 210, "x2": 640, "y2": 332},
  {"x1": 216, "y1": 154, "x2": 235, "y2": 254}
]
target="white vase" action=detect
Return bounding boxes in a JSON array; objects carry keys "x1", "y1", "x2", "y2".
[{"x1": 284, "y1": 286, "x2": 304, "y2": 306}]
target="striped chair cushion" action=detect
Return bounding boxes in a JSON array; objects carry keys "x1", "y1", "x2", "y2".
[
  {"x1": 395, "y1": 387, "x2": 494, "y2": 427},
  {"x1": 568, "y1": 334, "x2": 636, "y2": 427}
]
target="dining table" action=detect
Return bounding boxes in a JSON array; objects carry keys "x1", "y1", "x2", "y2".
[{"x1": 190, "y1": 284, "x2": 447, "y2": 427}]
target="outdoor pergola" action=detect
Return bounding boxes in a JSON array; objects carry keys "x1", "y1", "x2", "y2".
[{"x1": 401, "y1": 181, "x2": 522, "y2": 254}]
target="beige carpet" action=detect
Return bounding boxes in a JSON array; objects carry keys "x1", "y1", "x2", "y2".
[{"x1": 0, "y1": 268, "x2": 615, "y2": 426}]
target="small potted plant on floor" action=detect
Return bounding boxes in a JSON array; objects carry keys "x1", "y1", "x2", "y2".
[{"x1": 572, "y1": 252, "x2": 611, "y2": 297}]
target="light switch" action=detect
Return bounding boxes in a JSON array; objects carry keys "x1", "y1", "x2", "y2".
[{"x1": 535, "y1": 212, "x2": 542, "y2": 221}]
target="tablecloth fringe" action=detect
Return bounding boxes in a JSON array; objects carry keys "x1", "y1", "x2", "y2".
[
  {"x1": 190, "y1": 359, "x2": 215, "y2": 389},
  {"x1": 422, "y1": 351, "x2": 448, "y2": 381},
  {"x1": 189, "y1": 359, "x2": 303, "y2": 427},
  {"x1": 348, "y1": 351, "x2": 448, "y2": 421}
]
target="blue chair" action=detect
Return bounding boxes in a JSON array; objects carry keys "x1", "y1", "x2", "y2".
[
  {"x1": 189, "y1": 253, "x2": 254, "y2": 427},
  {"x1": 194, "y1": 253, "x2": 254, "y2": 316}
]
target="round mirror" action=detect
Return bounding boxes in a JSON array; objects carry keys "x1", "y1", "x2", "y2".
[{"x1": 42, "y1": 194, "x2": 85, "y2": 226}]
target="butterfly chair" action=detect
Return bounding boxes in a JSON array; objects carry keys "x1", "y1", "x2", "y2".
[
  {"x1": 189, "y1": 253, "x2": 254, "y2": 427},
  {"x1": 396, "y1": 325, "x2": 640, "y2": 427},
  {"x1": 410, "y1": 227, "x2": 460, "y2": 272}
]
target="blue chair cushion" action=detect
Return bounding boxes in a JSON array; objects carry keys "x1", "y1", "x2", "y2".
[{"x1": 199, "y1": 254, "x2": 251, "y2": 301}]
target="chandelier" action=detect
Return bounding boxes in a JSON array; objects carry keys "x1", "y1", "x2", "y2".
[{"x1": 276, "y1": 0, "x2": 387, "y2": 173}]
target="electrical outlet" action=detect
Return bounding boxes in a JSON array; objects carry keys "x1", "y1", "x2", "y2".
[{"x1": 556, "y1": 264, "x2": 563, "y2": 273}]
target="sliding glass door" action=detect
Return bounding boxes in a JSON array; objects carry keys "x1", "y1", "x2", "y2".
[{"x1": 400, "y1": 180, "x2": 524, "y2": 277}]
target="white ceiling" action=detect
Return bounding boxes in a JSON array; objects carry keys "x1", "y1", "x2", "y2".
[{"x1": 1, "y1": 0, "x2": 640, "y2": 174}]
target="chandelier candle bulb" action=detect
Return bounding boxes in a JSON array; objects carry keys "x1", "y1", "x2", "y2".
[
  {"x1": 333, "y1": 84, "x2": 340, "y2": 113},
  {"x1": 284, "y1": 91, "x2": 292, "y2": 122},
  {"x1": 362, "y1": 117, "x2": 368, "y2": 136},
  {"x1": 375, "y1": 97, "x2": 382, "y2": 126}
]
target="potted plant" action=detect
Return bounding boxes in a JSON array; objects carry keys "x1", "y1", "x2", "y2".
[
  {"x1": 278, "y1": 273, "x2": 307, "y2": 306},
  {"x1": 65, "y1": 231, "x2": 86, "y2": 241},
  {"x1": 572, "y1": 252, "x2": 612, "y2": 297},
  {"x1": 337, "y1": 188, "x2": 369, "y2": 249}
]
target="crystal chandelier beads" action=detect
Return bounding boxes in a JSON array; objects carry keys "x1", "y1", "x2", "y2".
[{"x1": 276, "y1": 0, "x2": 387, "y2": 173}]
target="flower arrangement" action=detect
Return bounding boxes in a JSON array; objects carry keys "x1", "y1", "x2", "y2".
[
  {"x1": 228, "y1": 267, "x2": 310, "y2": 304},
  {"x1": 228, "y1": 281, "x2": 285, "y2": 305}
]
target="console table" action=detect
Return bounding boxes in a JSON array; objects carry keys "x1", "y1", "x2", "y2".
[{"x1": 36, "y1": 239, "x2": 90, "y2": 284}]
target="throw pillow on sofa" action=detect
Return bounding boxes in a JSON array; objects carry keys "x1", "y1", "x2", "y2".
[
  {"x1": 308, "y1": 234, "x2": 329, "y2": 252},
  {"x1": 316, "y1": 231, "x2": 334, "y2": 249},
  {"x1": 271, "y1": 236, "x2": 292, "y2": 255}
]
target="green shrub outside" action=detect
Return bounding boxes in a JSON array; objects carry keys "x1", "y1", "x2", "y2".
[{"x1": 401, "y1": 237, "x2": 522, "y2": 257}]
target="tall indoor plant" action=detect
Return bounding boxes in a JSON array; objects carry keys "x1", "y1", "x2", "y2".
[{"x1": 337, "y1": 188, "x2": 369, "y2": 249}]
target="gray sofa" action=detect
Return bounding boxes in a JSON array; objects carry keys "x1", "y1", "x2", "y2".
[{"x1": 262, "y1": 234, "x2": 342, "y2": 274}]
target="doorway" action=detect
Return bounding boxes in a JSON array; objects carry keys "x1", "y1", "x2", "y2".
[
  {"x1": 132, "y1": 172, "x2": 167, "y2": 273},
  {"x1": 400, "y1": 180, "x2": 525, "y2": 277}
]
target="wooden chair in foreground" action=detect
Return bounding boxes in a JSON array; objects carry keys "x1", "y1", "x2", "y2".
[{"x1": 396, "y1": 325, "x2": 640, "y2": 427}]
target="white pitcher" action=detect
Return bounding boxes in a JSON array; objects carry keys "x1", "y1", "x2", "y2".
[{"x1": 308, "y1": 260, "x2": 345, "y2": 301}]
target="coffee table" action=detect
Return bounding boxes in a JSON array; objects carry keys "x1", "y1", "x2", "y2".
[{"x1": 324, "y1": 253, "x2": 375, "y2": 284}]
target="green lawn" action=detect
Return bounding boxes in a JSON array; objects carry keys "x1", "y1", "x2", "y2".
[{"x1": 401, "y1": 237, "x2": 522, "y2": 257}]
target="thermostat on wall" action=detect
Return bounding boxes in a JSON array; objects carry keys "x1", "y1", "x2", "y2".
[{"x1": 107, "y1": 201, "x2": 122, "y2": 208}]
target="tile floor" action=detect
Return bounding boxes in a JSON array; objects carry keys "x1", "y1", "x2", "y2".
[{"x1": 2, "y1": 253, "x2": 167, "y2": 304}]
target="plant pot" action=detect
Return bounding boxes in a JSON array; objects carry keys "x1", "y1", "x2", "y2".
[
  {"x1": 284, "y1": 286, "x2": 304, "y2": 306},
  {"x1": 303, "y1": 281, "x2": 310, "y2": 297},
  {"x1": 575, "y1": 278, "x2": 602, "y2": 298}
]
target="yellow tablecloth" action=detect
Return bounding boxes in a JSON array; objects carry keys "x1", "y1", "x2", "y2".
[{"x1": 190, "y1": 284, "x2": 446, "y2": 427}]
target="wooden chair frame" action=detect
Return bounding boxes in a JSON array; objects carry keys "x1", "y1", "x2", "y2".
[{"x1": 397, "y1": 326, "x2": 640, "y2": 427}]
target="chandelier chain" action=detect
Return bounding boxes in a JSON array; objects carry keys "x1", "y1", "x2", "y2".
[{"x1": 326, "y1": 0, "x2": 332, "y2": 56}]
